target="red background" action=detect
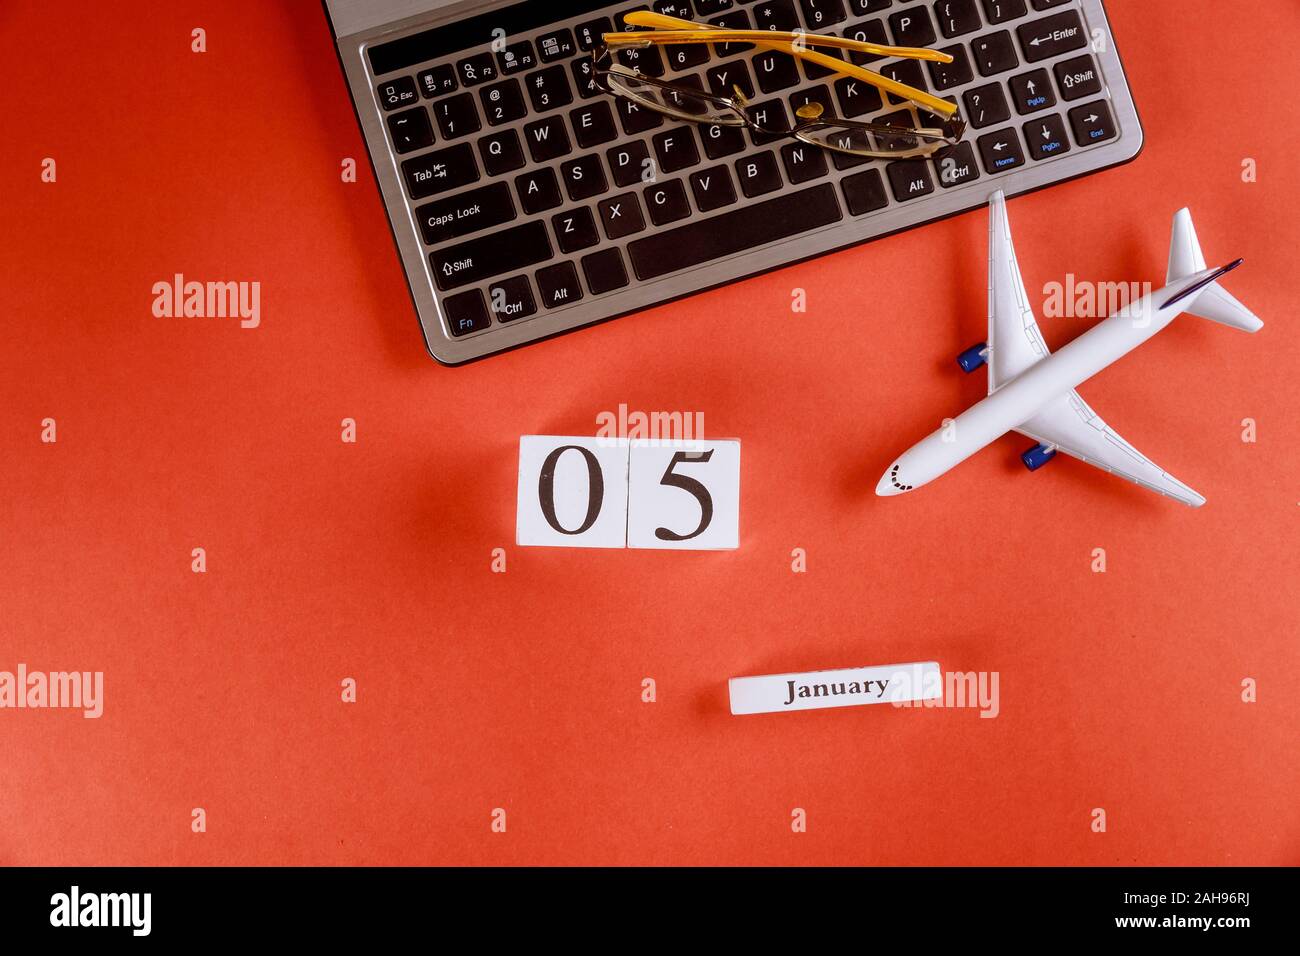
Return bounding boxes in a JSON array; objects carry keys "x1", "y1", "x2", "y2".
[{"x1": 2, "y1": 1, "x2": 1297, "y2": 865}]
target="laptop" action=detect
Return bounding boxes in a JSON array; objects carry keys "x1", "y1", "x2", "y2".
[{"x1": 324, "y1": 0, "x2": 1142, "y2": 364}]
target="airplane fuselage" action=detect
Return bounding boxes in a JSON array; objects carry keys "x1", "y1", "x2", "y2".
[{"x1": 881, "y1": 277, "x2": 1203, "y2": 495}]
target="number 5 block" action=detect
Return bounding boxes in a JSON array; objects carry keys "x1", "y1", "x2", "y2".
[
  {"x1": 627, "y1": 440, "x2": 740, "y2": 550},
  {"x1": 516, "y1": 436, "x2": 629, "y2": 549}
]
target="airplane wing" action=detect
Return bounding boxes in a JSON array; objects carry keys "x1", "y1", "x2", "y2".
[
  {"x1": 1016, "y1": 391, "x2": 1206, "y2": 507},
  {"x1": 987, "y1": 190, "x2": 1050, "y2": 394}
]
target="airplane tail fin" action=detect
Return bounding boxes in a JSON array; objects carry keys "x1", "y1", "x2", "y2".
[{"x1": 1167, "y1": 208, "x2": 1263, "y2": 332}]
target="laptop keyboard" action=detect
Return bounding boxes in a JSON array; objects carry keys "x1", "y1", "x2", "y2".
[{"x1": 352, "y1": 0, "x2": 1140, "y2": 362}]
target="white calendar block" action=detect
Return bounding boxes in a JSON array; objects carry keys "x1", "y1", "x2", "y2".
[
  {"x1": 516, "y1": 436, "x2": 630, "y2": 549},
  {"x1": 627, "y1": 440, "x2": 740, "y2": 550}
]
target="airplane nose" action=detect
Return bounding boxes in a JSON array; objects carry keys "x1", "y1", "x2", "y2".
[{"x1": 875, "y1": 466, "x2": 904, "y2": 496}]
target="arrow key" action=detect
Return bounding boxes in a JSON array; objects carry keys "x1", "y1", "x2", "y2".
[
  {"x1": 1023, "y1": 114, "x2": 1071, "y2": 161},
  {"x1": 976, "y1": 128, "x2": 1026, "y2": 173},
  {"x1": 1008, "y1": 68, "x2": 1056, "y2": 114},
  {"x1": 1068, "y1": 99, "x2": 1117, "y2": 146}
]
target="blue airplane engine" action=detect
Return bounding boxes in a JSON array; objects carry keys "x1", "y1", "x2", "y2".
[{"x1": 1021, "y1": 443, "x2": 1058, "y2": 471}]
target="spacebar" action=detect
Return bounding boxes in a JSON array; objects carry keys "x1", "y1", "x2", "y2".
[{"x1": 627, "y1": 184, "x2": 844, "y2": 281}]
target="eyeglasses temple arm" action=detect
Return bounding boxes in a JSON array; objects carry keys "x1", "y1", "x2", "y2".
[
  {"x1": 618, "y1": 10, "x2": 958, "y2": 119},
  {"x1": 607, "y1": 23, "x2": 951, "y2": 62}
]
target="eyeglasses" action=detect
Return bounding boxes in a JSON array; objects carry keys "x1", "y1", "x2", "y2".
[{"x1": 593, "y1": 11, "x2": 966, "y2": 160}]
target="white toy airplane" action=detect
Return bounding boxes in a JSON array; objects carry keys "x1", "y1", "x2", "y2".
[{"x1": 876, "y1": 190, "x2": 1262, "y2": 507}]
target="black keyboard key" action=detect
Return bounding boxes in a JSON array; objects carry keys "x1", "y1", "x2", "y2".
[
  {"x1": 754, "y1": 50, "x2": 801, "y2": 93},
  {"x1": 963, "y1": 81, "x2": 1011, "y2": 127},
  {"x1": 416, "y1": 65, "x2": 458, "y2": 98},
  {"x1": 561, "y1": 154, "x2": 609, "y2": 201},
  {"x1": 1018, "y1": 9, "x2": 1087, "y2": 62},
  {"x1": 480, "y1": 79, "x2": 527, "y2": 126},
  {"x1": 789, "y1": 85, "x2": 833, "y2": 119},
  {"x1": 690, "y1": 165, "x2": 739, "y2": 211},
  {"x1": 571, "y1": 57, "x2": 601, "y2": 99},
  {"x1": 706, "y1": 61, "x2": 755, "y2": 100},
  {"x1": 701, "y1": 122, "x2": 747, "y2": 158},
  {"x1": 1068, "y1": 99, "x2": 1117, "y2": 146},
  {"x1": 1008, "y1": 68, "x2": 1055, "y2": 113},
  {"x1": 696, "y1": 0, "x2": 736, "y2": 12},
  {"x1": 432, "y1": 92, "x2": 481, "y2": 139},
  {"x1": 801, "y1": 0, "x2": 848, "y2": 29},
  {"x1": 971, "y1": 30, "x2": 1018, "y2": 75},
  {"x1": 849, "y1": 0, "x2": 893, "y2": 12},
  {"x1": 617, "y1": 45, "x2": 666, "y2": 77},
  {"x1": 980, "y1": 0, "x2": 1026, "y2": 24},
  {"x1": 841, "y1": 168, "x2": 889, "y2": 215},
  {"x1": 430, "y1": 221, "x2": 551, "y2": 291},
  {"x1": 497, "y1": 40, "x2": 536, "y2": 75},
  {"x1": 653, "y1": 127, "x2": 701, "y2": 173},
  {"x1": 933, "y1": 141, "x2": 980, "y2": 185},
  {"x1": 527, "y1": 65, "x2": 573, "y2": 112},
  {"x1": 927, "y1": 44, "x2": 974, "y2": 90},
  {"x1": 479, "y1": 129, "x2": 526, "y2": 175},
  {"x1": 582, "y1": 248, "x2": 631, "y2": 295},
  {"x1": 387, "y1": 107, "x2": 435, "y2": 153},
  {"x1": 553, "y1": 207, "x2": 601, "y2": 253},
  {"x1": 402, "y1": 142, "x2": 479, "y2": 199},
  {"x1": 655, "y1": 2, "x2": 697, "y2": 21},
  {"x1": 615, "y1": 97, "x2": 666, "y2": 135},
  {"x1": 536, "y1": 262, "x2": 584, "y2": 308},
  {"x1": 415, "y1": 182, "x2": 516, "y2": 245},
  {"x1": 523, "y1": 115, "x2": 572, "y2": 162},
  {"x1": 754, "y1": 0, "x2": 800, "y2": 32},
  {"x1": 487, "y1": 275, "x2": 537, "y2": 322},
  {"x1": 598, "y1": 192, "x2": 647, "y2": 239},
  {"x1": 746, "y1": 100, "x2": 790, "y2": 145},
  {"x1": 457, "y1": 52, "x2": 498, "y2": 87},
  {"x1": 377, "y1": 76, "x2": 418, "y2": 111},
  {"x1": 575, "y1": 18, "x2": 613, "y2": 52},
  {"x1": 800, "y1": 46, "x2": 844, "y2": 82},
  {"x1": 538, "y1": 29, "x2": 577, "y2": 63},
  {"x1": 443, "y1": 289, "x2": 491, "y2": 336},
  {"x1": 1054, "y1": 54, "x2": 1103, "y2": 101},
  {"x1": 1031, "y1": 0, "x2": 1072, "y2": 10},
  {"x1": 977, "y1": 127, "x2": 1026, "y2": 171},
  {"x1": 572, "y1": 101, "x2": 619, "y2": 149},
  {"x1": 644, "y1": 178, "x2": 692, "y2": 225},
  {"x1": 887, "y1": 158, "x2": 935, "y2": 200},
  {"x1": 935, "y1": 0, "x2": 981, "y2": 37},
  {"x1": 515, "y1": 167, "x2": 563, "y2": 213},
  {"x1": 846, "y1": 19, "x2": 890, "y2": 65},
  {"x1": 780, "y1": 141, "x2": 829, "y2": 183},
  {"x1": 835, "y1": 75, "x2": 883, "y2": 116},
  {"x1": 735, "y1": 151, "x2": 783, "y2": 197},
  {"x1": 881, "y1": 60, "x2": 927, "y2": 105},
  {"x1": 664, "y1": 42, "x2": 710, "y2": 71},
  {"x1": 1024, "y1": 113, "x2": 1070, "y2": 160},
  {"x1": 709, "y1": 11, "x2": 753, "y2": 57},
  {"x1": 609, "y1": 140, "x2": 653, "y2": 186},
  {"x1": 889, "y1": 6, "x2": 937, "y2": 46},
  {"x1": 628, "y1": 183, "x2": 843, "y2": 280}
]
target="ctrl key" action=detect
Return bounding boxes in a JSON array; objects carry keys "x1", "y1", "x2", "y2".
[{"x1": 442, "y1": 289, "x2": 492, "y2": 337}]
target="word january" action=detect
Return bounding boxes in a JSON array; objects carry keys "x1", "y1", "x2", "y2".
[
  {"x1": 151, "y1": 273, "x2": 261, "y2": 328},
  {"x1": 0, "y1": 665, "x2": 103, "y2": 718},
  {"x1": 784, "y1": 677, "x2": 890, "y2": 706}
]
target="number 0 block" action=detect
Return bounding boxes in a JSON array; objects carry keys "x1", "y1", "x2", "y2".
[
  {"x1": 627, "y1": 440, "x2": 740, "y2": 550},
  {"x1": 517, "y1": 436, "x2": 629, "y2": 549}
]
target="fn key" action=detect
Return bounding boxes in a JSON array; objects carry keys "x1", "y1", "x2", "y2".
[{"x1": 443, "y1": 289, "x2": 491, "y2": 336}]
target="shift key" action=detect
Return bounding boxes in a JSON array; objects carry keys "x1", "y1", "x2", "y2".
[{"x1": 430, "y1": 220, "x2": 552, "y2": 290}]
